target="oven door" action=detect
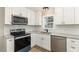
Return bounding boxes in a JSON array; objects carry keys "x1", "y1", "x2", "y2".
[{"x1": 15, "y1": 35, "x2": 31, "y2": 52}]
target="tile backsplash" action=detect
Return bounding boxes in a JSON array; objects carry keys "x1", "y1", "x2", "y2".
[
  {"x1": 52, "y1": 24, "x2": 79, "y2": 35},
  {"x1": 4, "y1": 25, "x2": 36, "y2": 35},
  {"x1": 4, "y1": 24, "x2": 79, "y2": 36}
]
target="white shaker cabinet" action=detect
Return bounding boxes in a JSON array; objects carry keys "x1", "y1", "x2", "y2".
[
  {"x1": 31, "y1": 34, "x2": 37, "y2": 47},
  {"x1": 41, "y1": 35, "x2": 51, "y2": 51},
  {"x1": 35, "y1": 11, "x2": 42, "y2": 25},
  {"x1": 12, "y1": 7, "x2": 36, "y2": 25},
  {"x1": 31, "y1": 34, "x2": 41, "y2": 47},
  {"x1": 6, "y1": 38, "x2": 14, "y2": 52},
  {"x1": 12, "y1": 7, "x2": 28, "y2": 17},
  {"x1": 63, "y1": 7, "x2": 75, "y2": 24},
  {"x1": 4, "y1": 7, "x2": 36, "y2": 25},
  {"x1": 5, "y1": 7, "x2": 28, "y2": 24},
  {"x1": 27, "y1": 10, "x2": 36, "y2": 25},
  {"x1": 55, "y1": 7, "x2": 75, "y2": 25},
  {"x1": 54, "y1": 7, "x2": 64, "y2": 24},
  {"x1": 38, "y1": 34, "x2": 51, "y2": 51},
  {"x1": 31, "y1": 34, "x2": 43, "y2": 48},
  {"x1": 67, "y1": 38, "x2": 79, "y2": 52},
  {"x1": 20, "y1": 8, "x2": 28, "y2": 17},
  {"x1": 31, "y1": 34, "x2": 51, "y2": 51},
  {"x1": 5, "y1": 7, "x2": 13, "y2": 24},
  {"x1": 75, "y1": 8, "x2": 79, "y2": 24},
  {"x1": 12, "y1": 7, "x2": 22, "y2": 16}
]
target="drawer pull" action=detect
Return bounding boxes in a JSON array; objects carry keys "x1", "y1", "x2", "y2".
[
  {"x1": 9, "y1": 40, "x2": 12, "y2": 41},
  {"x1": 71, "y1": 47, "x2": 75, "y2": 49},
  {"x1": 71, "y1": 41, "x2": 75, "y2": 43}
]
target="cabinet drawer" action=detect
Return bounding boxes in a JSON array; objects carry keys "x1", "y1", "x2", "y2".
[
  {"x1": 68, "y1": 38, "x2": 79, "y2": 46},
  {"x1": 67, "y1": 45, "x2": 79, "y2": 52},
  {"x1": 6, "y1": 38, "x2": 14, "y2": 52},
  {"x1": 67, "y1": 38, "x2": 79, "y2": 52}
]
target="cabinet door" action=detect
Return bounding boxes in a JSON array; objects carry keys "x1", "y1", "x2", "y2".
[
  {"x1": 55, "y1": 7, "x2": 64, "y2": 24},
  {"x1": 6, "y1": 38, "x2": 14, "y2": 52},
  {"x1": 31, "y1": 34, "x2": 38, "y2": 47},
  {"x1": 21, "y1": 8, "x2": 28, "y2": 17},
  {"x1": 5, "y1": 7, "x2": 12, "y2": 24},
  {"x1": 42, "y1": 35, "x2": 51, "y2": 51},
  {"x1": 12, "y1": 7, "x2": 22, "y2": 16},
  {"x1": 63, "y1": 7, "x2": 75, "y2": 24},
  {"x1": 36, "y1": 11, "x2": 42, "y2": 25},
  {"x1": 67, "y1": 38, "x2": 79, "y2": 52},
  {"x1": 27, "y1": 10, "x2": 36, "y2": 25},
  {"x1": 75, "y1": 7, "x2": 79, "y2": 24},
  {"x1": 36, "y1": 35, "x2": 43, "y2": 47},
  {"x1": 31, "y1": 34, "x2": 42, "y2": 47}
]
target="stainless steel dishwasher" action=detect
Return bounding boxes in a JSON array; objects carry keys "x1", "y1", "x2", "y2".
[{"x1": 51, "y1": 35, "x2": 67, "y2": 52}]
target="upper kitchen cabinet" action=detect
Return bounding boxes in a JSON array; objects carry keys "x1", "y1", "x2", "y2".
[
  {"x1": 55, "y1": 7, "x2": 75, "y2": 25},
  {"x1": 12, "y1": 7, "x2": 28, "y2": 17},
  {"x1": 21, "y1": 8, "x2": 28, "y2": 17},
  {"x1": 35, "y1": 11, "x2": 42, "y2": 25},
  {"x1": 5, "y1": 7, "x2": 13, "y2": 24},
  {"x1": 54, "y1": 7, "x2": 64, "y2": 24},
  {"x1": 63, "y1": 7, "x2": 75, "y2": 24},
  {"x1": 12, "y1": 7, "x2": 21, "y2": 16},
  {"x1": 75, "y1": 7, "x2": 79, "y2": 24},
  {"x1": 12, "y1": 7, "x2": 36, "y2": 25},
  {"x1": 27, "y1": 9, "x2": 36, "y2": 25},
  {"x1": 5, "y1": 7, "x2": 28, "y2": 24},
  {"x1": 4, "y1": 7, "x2": 37, "y2": 25}
]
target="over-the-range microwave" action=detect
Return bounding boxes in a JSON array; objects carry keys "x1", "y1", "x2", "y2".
[{"x1": 12, "y1": 15, "x2": 28, "y2": 25}]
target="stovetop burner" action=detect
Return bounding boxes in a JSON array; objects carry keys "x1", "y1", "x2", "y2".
[
  {"x1": 14, "y1": 33, "x2": 30, "y2": 37},
  {"x1": 10, "y1": 29, "x2": 30, "y2": 37}
]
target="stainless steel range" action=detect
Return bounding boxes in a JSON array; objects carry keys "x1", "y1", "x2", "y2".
[{"x1": 10, "y1": 29, "x2": 31, "y2": 52}]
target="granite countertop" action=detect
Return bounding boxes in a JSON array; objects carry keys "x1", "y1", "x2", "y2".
[
  {"x1": 51, "y1": 32, "x2": 79, "y2": 39},
  {"x1": 31, "y1": 31, "x2": 79, "y2": 39},
  {"x1": 31, "y1": 30, "x2": 51, "y2": 35},
  {"x1": 4, "y1": 31, "x2": 79, "y2": 39},
  {"x1": 4, "y1": 34, "x2": 14, "y2": 39}
]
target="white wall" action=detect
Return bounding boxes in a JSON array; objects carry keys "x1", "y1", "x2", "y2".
[{"x1": 0, "y1": 8, "x2": 4, "y2": 51}]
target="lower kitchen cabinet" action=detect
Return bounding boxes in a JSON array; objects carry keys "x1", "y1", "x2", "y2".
[
  {"x1": 31, "y1": 34, "x2": 51, "y2": 51},
  {"x1": 41, "y1": 35, "x2": 51, "y2": 51},
  {"x1": 6, "y1": 38, "x2": 14, "y2": 52},
  {"x1": 67, "y1": 38, "x2": 79, "y2": 52},
  {"x1": 31, "y1": 34, "x2": 40, "y2": 47}
]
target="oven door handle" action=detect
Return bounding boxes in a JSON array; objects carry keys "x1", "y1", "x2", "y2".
[{"x1": 15, "y1": 35, "x2": 30, "y2": 40}]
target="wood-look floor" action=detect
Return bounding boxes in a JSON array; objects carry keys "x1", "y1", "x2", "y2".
[{"x1": 30, "y1": 45, "x2": 49, "y2": 52}]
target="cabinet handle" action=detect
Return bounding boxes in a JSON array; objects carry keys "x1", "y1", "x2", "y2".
[
  {"x1": 71, "y1": 41, "x2": 75, "y2": 43},
  {"x1": 71, "y1": 46, "x2": 75, "y2": 49},
  {"x1": 9, "y1": 40, "x2": 12, "y2": 41}
]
